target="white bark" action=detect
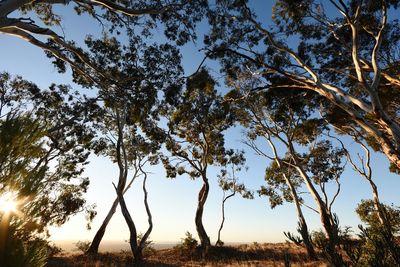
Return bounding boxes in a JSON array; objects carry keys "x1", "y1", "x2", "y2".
[{"x1": 241, "y1": 2, "x2": 400, "y2": 170}]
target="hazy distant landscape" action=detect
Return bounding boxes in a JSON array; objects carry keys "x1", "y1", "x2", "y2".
[{"x1": 54, "y1": 240, "x2": 178, "y2": 253}]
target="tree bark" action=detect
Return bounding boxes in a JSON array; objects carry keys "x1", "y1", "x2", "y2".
[
  {"x1": 86, "y1": 176, "x2": 135, "y2": 255},
  {"x1": 285, "y1": 174, "x2": 316, "y2": 259},
  {"x1": 287, "y1": 142, "x2": 344, "y2": 265},
  {"x1": 195, "y1": 174, "x2": 211, "y2": 258},
  {"x1": 138, "y1": 165, "x2": 153, "y2": 254},
  {"x1": 267, "y1": 138, "x2": 316, "y2": 259},
  {"x1": 115, "y1": 187, "x2": 142, "y2": 263},
  {"x1": 86, "y1": 198, "x2": 119, "y2": 254}
]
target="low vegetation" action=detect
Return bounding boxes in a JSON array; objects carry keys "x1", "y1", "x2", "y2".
[{"x1": 47, "y1": 243, "x2": 325, "y2": 267}]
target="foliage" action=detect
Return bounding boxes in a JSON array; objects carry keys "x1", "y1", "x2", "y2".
[
  {"x1": 207, "y1": 0, "x2": 400, "y2": 171},
  {"x1": 162, "y1": 68, "x2": 237, "y2": 180},
  {"x1": 0, "y1": 72, "x2": 95, "y2": 264},
  {"x1": 1, "y1": 224, "x2": 49, "y2": 267},
  {"x1": 46, "y1": 243, "x2": 62, "y2": 257},
  {"x1": 356, "y1": 199, "x2": 400, "y2": 232},
  {"x1": 0, "y1": 0, "x2": 208, "y2": 89},
  {"x1": 284, "y1": 221, "x2": 310, "y2": 247},
  {"x1": 346, "y1": 200, "x2": 400, "y2": 266},
  {"x1": 74, "y1": 241, "x2": 91, "y2": 254},
  {"x1": 175, "y1": 231, "x2": 199, "y2": 256},
  {"x1": 217, "y1": 152, "x2": 254, "y2": 200}
]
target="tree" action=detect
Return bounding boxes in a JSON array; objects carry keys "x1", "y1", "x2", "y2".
[
  {"x1": 240, "y1": 89, "x2": 346, "y2": 264},
  {"x1": 215, "y1": 152, "x2": 253, "y2": 246},
  {"x1": 73, "y1": 34, "x2": 182, "y2": 261},
  {"x1": 0, "y1": 72, "x2": 95, "y2": 265},
  {"x1": 91, "y1": 86, "x2": 158, "y2": 263},
  {"x1": 161, "y1": 69, "x2": 237, "y2": 258},
  {"x1": 206, "y1": 0, "x2": 400, "y2": 171},
  {"x1": 333, "y1": 129, "x2": 400, "y2": 264},
  {"x1": 0, "y1": 0, "x2": 207, "y2": 82}
]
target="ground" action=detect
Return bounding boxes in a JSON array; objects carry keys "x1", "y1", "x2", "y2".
[{"x1": 47, "y1": 243, "x2": 327, "y2": 266}]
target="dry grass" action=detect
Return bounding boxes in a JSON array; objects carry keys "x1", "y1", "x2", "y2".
[{"x1": 47, "y1": 243, "x2": 327, "y2": 267}]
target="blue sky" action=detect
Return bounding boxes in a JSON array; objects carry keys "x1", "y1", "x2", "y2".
[{"x1": 0, "y1": 1, "x2": 399, "y2": 249}]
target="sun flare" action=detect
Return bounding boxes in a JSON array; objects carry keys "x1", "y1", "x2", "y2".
[{"x1": 0, "y1": 193, "x2": 18, "y2": 214}]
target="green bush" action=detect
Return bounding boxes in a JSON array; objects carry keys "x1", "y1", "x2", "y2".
[
  {"x1": 174, "y1": 231, "x2": 198, "y2": 256},
  {"x1": 1, "y1": 231, "x2": 48, "y2": 267}
]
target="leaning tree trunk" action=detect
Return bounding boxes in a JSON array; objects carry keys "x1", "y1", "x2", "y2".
[
  {"x1": 287, "y1": 142, "x2": 344, "y2": 266},
  {"x1": 113, "y1": 111, "x2": 142, "y2": 264},
  {"x1": 368, "y1": 177, "x2": 400, "y2": 264},
  {"x1": 86, "y1": 177, "x2": 135, "y2": 254},
  {"x1": 195, "y1": 174, "x2": 211, "y2": 258},
  {"x1": 294, "y1": 164, "x2": 344, "y2": 265},
  {"x1": 86, "y1": 198, "x2": 119, "y2": 254},
  {"x1": 265, "y1": 136, "x2": 317, "y2": 259},
  {"x1": 284, "y1": 174, "x2": 316, "y2": 260},
  {"x1": 116, "y1": 188, "x2": 143, "y2": 263}
]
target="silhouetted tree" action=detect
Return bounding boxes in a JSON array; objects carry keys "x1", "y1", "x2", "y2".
[
  {"x1": 215, "y1": 153, "x2": 253, "y2": 246},
  {"x1": 0, "y1": 72, "x2": 95, "y2": 265},
  {"x1": 0, "y1": 0, "x2": 207, "y2": 82},
  {"x1": 73, "y1": 34, "x2": 182, "y2": 262},
  {"x1": 162, "y1": 69, "x2": 237, "y2": 258}
]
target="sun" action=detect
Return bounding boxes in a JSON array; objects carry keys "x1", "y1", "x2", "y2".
[
  {"x1": 0, "y1": 193, "x2": 18, "y2": 214},
  {"x1": 1, "y1": 200, "x2": 17, "y2": 214}
]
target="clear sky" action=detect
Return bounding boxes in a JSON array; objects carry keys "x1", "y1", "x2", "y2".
[{"x1": 0, "y1": 1, "x2": 399, "y2": 249}]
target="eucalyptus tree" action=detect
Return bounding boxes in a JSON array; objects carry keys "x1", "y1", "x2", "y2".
[
  {"x1": 161, "y1": 69, "x2": 237, "y2": 258},
  {"x1": 240, "y1": 89, "x2": 346, "y2": 264},
  {"x1": 333, "y1": 130, "x2": 400, "y2": 264},
  {"x1": 215, "y1": 153, "x2": 253, "y2": 246},
  {"x1": 0, "y1": 0, "x2": 207, "y2": 82},
  {"x1": 72, "y1": 34, "x2": 183, "y2": 261},
  {"x1": 96, "y1": 110, "x2": 159, "y2": 263},
  {"x1": 206, "y1": 0, "x2": 400, "y2": 171},
  {"x1": 0, "y1": 72, "x2": 96, "y2": 265}
]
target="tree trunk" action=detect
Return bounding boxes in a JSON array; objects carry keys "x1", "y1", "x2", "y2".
[
  {"x1": 138, "y1": 166, "x2": 153, "y2": 255},
  {"x1": 86, "y1": 198, "x2": 119, "y2": 254},
  {"x1": 86, "y1": 175, "x2": 135, "y2": 255},
  {"x1": 294, "y1": 165, "x2": 344, "y2": 265},
  {"x1": 116, "y1": 188, "x2": 142, "y2": 263},
  {"x1": 298, "y1": 220, "x2": 317, "y2": 260},
  {"x1": 195, "y1": 175, "x2": 211, "y2": 258},
  {"x1": 284, "y1": 173, "x2": 316, "y2": 259},
  {"x1": 287, "y1": 143, "x2": 344, "y2": 265},
  {"x1": 267, "y1": 138, "x2": 316, "y2": 260},
  {"x1": 216, "y1": 190, "x2": 235, "y2": 246}
]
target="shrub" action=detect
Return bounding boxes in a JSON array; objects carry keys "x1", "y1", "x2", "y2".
[
  {"x1": 174, "y1": 231, "x2": 198, "y2": 256},
  {"x1": 74, "y1": 241, "x2": 91, "y2": 254},
  {"x1": 1, "y1": 232, "x2": 48, "y2": 267},
  {"x1": 137, "y1": 233, "x2": 156, "y2": 257}
]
